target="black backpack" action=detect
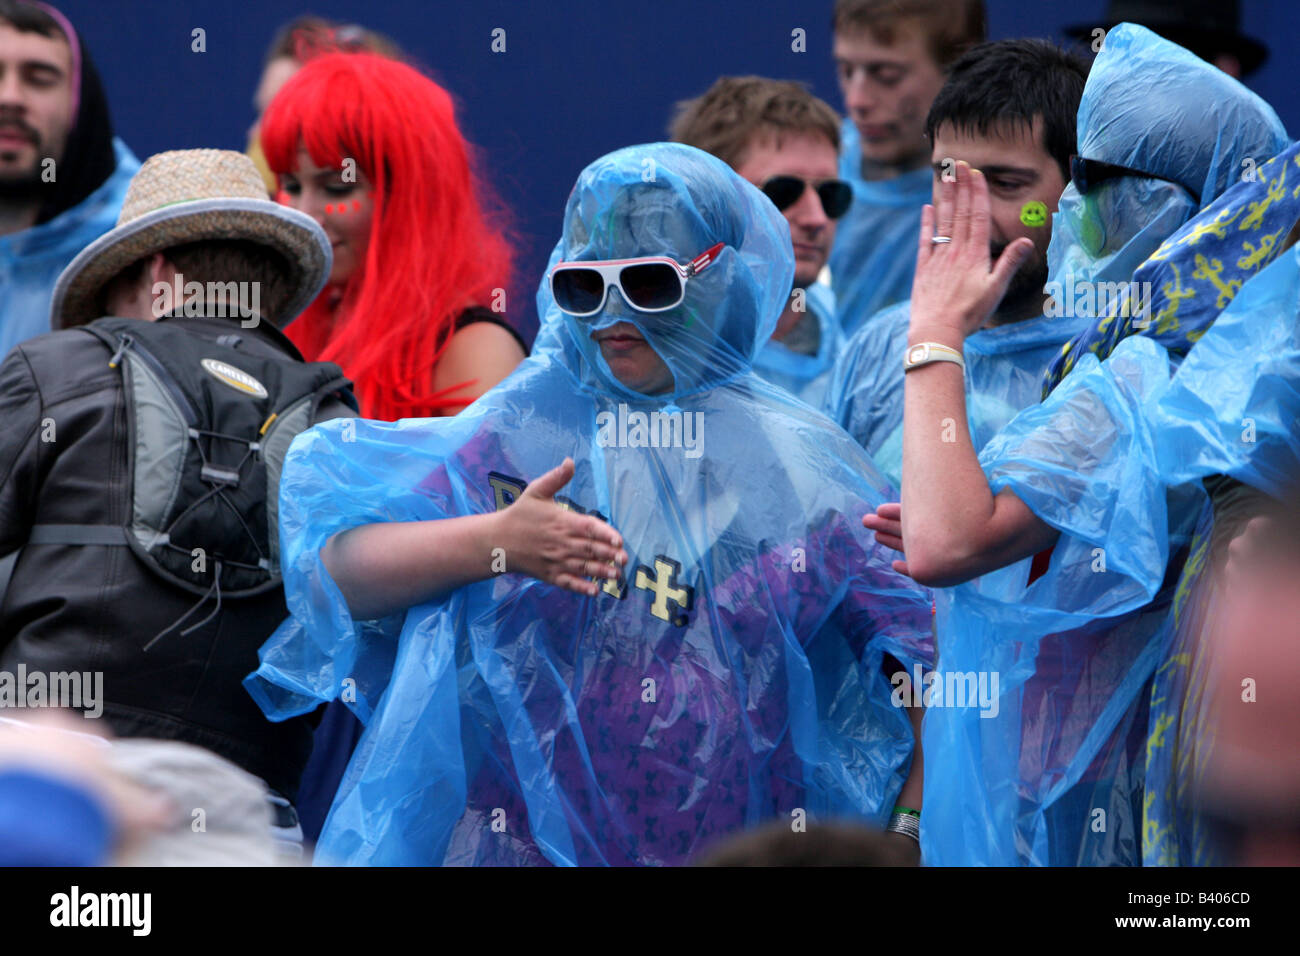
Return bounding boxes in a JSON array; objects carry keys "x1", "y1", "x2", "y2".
[{"x1": 27, "y1": 317, "x2": 357, "y2": 644}]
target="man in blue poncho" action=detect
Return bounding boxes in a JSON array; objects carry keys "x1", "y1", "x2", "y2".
[
  {"x1": 828, "y1": 0, "x2": 986, "y2": 335},
  {"x1": 1114, "y1": 158, "x2": 1300, "y2": 864},
  {"x1": 246, "y1": 143, "x2": 935, "y2": 866},
  {"x1": 828, "y1": 38, "x2": 1090, "y2": 490},
  {"x1": 0, "y1": 0, "x2": 137, "y2": 356},
  {"x1": 670, "y1": 75, "x2": 848, "y2": 408},
  {"x1": 862, "y1": 24, "x2": 1288, "y2": 865}
]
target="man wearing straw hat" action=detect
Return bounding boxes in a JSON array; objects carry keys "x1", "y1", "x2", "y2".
[{"x1": 0, "y1": 148, "x2": 355, "y2": 853}]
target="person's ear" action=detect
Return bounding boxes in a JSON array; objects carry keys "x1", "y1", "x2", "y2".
[{"x1": 147, "y1": 252, "x2": 173, "y2": 289}]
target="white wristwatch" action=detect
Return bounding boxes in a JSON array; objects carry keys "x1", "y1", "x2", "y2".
[{"x1": 904, "y1": 342, "x2": 965, "y2": 373}]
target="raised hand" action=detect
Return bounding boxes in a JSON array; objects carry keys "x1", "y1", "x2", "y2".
[
  {"x1": 910, "y1": 160, "x2": 1035, "y2": 341},
  {"x1": 494, "y1": 457, "x2": 629, "y2": 596}
]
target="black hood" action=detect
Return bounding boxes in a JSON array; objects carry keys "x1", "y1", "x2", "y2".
[{"x1": 33, "y1": 8, "x2": 118, "y2": 224}]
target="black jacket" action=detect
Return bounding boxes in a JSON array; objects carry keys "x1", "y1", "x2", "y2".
[{"x1": 0, "y1": 314, "x2": 350, "y2": 797}]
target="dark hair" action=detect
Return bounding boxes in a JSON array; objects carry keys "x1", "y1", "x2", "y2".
[
  {"x1": 0, "y1": 0, "x2": 61, "y2": 35},
  {"x1": 924, "y1": 38, "x2": 1090, "y2": 182},
  {"x1": 832, "y1": 0, "x2": 986, "y2": 70},
  {"x1": 99, "y1": 240, "x2": 294, "y2": 324},
  {"x1": 670, "y1": 75, "x2": 841, "y2": 170}
]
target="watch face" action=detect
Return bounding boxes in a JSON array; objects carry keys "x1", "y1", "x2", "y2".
[{"x1": 907, "y1": 345, "x2": 927, "y2": 365}]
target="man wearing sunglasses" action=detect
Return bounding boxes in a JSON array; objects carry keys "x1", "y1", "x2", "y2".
[
  {"x1": 670, "y1": 75, "x2": 849, "y2": 406},
  {"x1": 828, "y1": 38, "x2": 1089, "y2": 491},
  {"x1": 829, "y1": 0, "x2": 986, "y2": 336},
  {"x1": 864, "y1": 24, "x2": 1288, "y2": 866}
]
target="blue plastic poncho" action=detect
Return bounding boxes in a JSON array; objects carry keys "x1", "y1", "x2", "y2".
[
  {"x1": 827, "y1": 301, "x2": 1092, "y2": 490},
  {"x1": 1135, "y1": 244, "x2": 1300, "y2": 864},
  {"x1": 246, "y1": 143, "x2": 935, "y2": 866},
  {"x1": 1041, "y1": 25, "x2": 1288, "y2": 391},
  {"x1": 1153, "y1": 242, "x2": 1300, "y2": 499},
  {"x1": 1044, "y1": 141, "x2": 1299, "y2": 398},
  {"x1": 751, "y1": 281, "x2": 842, "y2": 408},
  {"x1": 0, "y1": 139, "x2": 138, "y2": 356},
  {"x1": 828, "y1": 119, "x2": 930, "y2": 336},
  {"x1": 919, "y1": 23, "x2": 1286, "y2": 867}
]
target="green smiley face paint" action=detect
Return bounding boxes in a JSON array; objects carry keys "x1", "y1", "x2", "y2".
[{"x1": 1020, "y1": 200, "x2": 1048, "y2": 228}]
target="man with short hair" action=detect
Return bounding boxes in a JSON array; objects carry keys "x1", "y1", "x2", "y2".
[
  {"x1": 0, "y1": 149, "x2": 356, "y2": 849},
  {"x1": 829, "y1": 0, "x2": 985, "y2": 335},
  {"x1": 671, "y1": 75, "x2": 849, "y2": 406},
  {"x1": 0, "y1": 0, "x2": 137, "y2": 355},
  {"x1": 870, "y1": 25, "x2": 1288, "y2": 866},
  {"x1": 828, "y1": 38, "x2": 1090, "y2": 488}
]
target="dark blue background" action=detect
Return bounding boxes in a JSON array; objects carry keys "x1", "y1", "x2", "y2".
[{"x1": 54, "y1": 0, "x2": 1298, "y2": 339}]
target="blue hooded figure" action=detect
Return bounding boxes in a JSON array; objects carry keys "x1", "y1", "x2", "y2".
[
  {"x1": 916, "y1": 24, "x2": 1288, "y2": 867},
  {"x1": 245, "y1": 143, "x2": 934, "y2": 866},
  {"x1": 1135, "y1": 231, "x2": 1300, "y2": 864},
  {"x1": 1024, "y1": 140, "x2": 1300, "y2": 866}
]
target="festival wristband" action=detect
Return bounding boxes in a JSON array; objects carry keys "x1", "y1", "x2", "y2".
[{"x1": 904, "y1": 342, "x2": 965, "y2": 373}]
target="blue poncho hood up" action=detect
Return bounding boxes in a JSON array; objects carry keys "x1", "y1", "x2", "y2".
[
  {"x1": 246, "y1": 143, "x2": 935, "y2": 866},
  {"x1": 920, "y1": 24, "x2": 1287, "y2": 867}
]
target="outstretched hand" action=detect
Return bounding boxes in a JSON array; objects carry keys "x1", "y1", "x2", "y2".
[
  {"x1": 863, "y1": 502, "x2": 911, "y2": 578},
  {"x1": 910, "y1": 160, "x2": 1035, "y2": 340},
  {"x1": 495, "y1": 457, "x2": 628, "y2": 596}
]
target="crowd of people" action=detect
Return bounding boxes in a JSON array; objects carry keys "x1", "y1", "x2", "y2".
[{"x1": 0, "y1": 0, "x2": 1296, "y2": 868}]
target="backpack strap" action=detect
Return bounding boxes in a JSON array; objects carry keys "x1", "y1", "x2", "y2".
[{"x1": 27, "y1": 525, "x2": 132, "y2": 546}]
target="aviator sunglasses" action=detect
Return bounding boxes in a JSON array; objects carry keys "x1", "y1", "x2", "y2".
[
  {"x1": 550, "y1": 242, "x2": 725, "y2": 317},
  {"x1": 760, "y1": 175, "x2": 853, "y2": 219}
]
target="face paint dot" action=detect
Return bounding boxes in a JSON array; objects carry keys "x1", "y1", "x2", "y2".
[
  {"x1": 352, "y1": 200, "x2": 361, "y2": 211},
  {"x1": 1020, "y1": 201, "x2": 1048, "y2": 227}
]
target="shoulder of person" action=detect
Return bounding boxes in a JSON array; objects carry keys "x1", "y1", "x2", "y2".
[
  {"x1": 4, "y1": 329, "x2": 120, "y2": 397},
  {"x1": 441, "y1": 309, "x2": 527, "y2": 363}
]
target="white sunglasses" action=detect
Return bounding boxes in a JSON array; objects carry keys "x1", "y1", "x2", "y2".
[{"x1": 549, "y1": 242, "x2": 724, "y2": 317}]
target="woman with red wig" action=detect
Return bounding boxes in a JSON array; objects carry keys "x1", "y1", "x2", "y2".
[{"x1": 261, "y1": 52, "x2": 525, "y2": 420}]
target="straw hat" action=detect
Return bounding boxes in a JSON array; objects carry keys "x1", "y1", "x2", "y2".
[{"x1": 50, "y1": 149, "x2": 332, "y2": 330}]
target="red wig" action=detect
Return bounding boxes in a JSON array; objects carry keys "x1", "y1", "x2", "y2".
[{"x1": 261, "y1": 53, "x2": 514, "y2": 419}]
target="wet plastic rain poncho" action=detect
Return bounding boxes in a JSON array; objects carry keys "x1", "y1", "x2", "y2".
[
  {"x1": 827, "y1": 301, "x2": 1092, "y2": 490},
  {"x1": 0, "y1": 140, "x2": 137, "y2": 356},
  {"x1": 828, "y1": 120, "x2": 931, "y2": 336},
  {"x1": 245, "y1": 143, "x2": 935, "y2": 866},
  {"x1": 1041, "y1": 25, "x2": 1290, "y2": 391},
  {"x1": 751, "y1": 281, "x2": 842, "y2": 408},
  {"x1": 1139, "y1": 243, "x2": 1300, "y2": 864},
  {"x1": 1154, "y1": 242, "x2": 1300, "y2": 500},
  {"x1": 918, "y1": 24, "x2": 1288, "y2": 867}
]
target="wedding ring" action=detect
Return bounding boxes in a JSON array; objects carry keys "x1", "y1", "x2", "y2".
[{"x1": 930, "y1": 236, "x2": 953, "y2": 244}]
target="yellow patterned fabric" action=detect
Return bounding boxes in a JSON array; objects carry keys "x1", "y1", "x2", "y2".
[{"x1": 1043, "y1": 141, "x2": 1300, "y2": 398}]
